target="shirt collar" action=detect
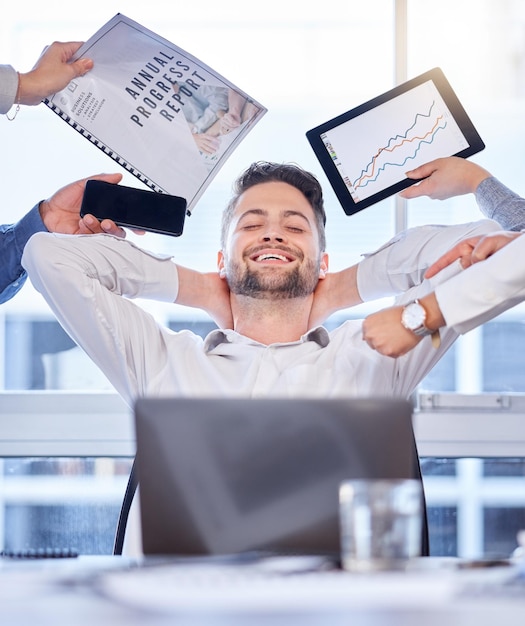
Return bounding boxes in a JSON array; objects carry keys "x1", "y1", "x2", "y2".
[{"x1": 203, "y1": 326, "x2": 330, "y2": 353}]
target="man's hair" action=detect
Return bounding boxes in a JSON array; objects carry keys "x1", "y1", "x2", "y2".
[{"x1": 220, "y1": 162, "x2": 327, "y2": 250}]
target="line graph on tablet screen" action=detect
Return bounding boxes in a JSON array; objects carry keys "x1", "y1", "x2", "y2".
[
  {"x1": 321, "y1": 80, "x2": 470, "y2": 204},
  {"x1": 351, "y1": 102, "x2": 446, "y2": 190}
]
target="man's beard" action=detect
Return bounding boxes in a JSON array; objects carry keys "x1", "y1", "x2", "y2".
[{"x1": 225, "y1": 258, "x2": 320, "y2": 300}]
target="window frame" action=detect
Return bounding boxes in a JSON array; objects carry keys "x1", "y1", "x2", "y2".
[{"x1": 1, "y1": 391, "x2": 524, "y2": 459}]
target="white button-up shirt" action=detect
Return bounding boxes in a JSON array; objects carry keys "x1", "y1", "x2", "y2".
[{"x1": 23, "y1": 218, "x2": 500, "y2": 407}]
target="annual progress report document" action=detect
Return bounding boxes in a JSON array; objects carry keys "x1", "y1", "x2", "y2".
[{"x1": 45, "y1": 13, "x2": 267, "y2": 213}]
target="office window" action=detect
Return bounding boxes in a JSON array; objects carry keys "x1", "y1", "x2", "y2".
[
  {"x1": 406, "y1": 0, "x2": 525, "y2": 394},
  {"x1": 422, "y1": 458, "x2": 525, "y2": 558},
  {"x1": 484, "y1": 507, "x2": 525, "y2": 557},
  {"x1": 2, "y1": 454, "x2": 523, "y2": 558},
  {"x1": 407, "y1": 0, "x2": 525, "y2": 560},
  {"x1": 0, "y1": 458, "x2": 132, "y2": 554},
  {"x1": 427, "y1": 506, "x2": 458, "y2": 557},
  {"x1": 483, "y1": 321, "x2": 525, "y2": 392}
]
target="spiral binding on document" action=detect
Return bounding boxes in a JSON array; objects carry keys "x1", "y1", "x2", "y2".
[{"x1": 44, "y1": 98, "x2": 166, "y2": 195}]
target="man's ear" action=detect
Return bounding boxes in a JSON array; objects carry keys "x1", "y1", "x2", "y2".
[
  {"x1": 318, "y1": 252, "x2": 329, "y2": 280},
  {"x1": 217, "y1": 251, "x2": 227, "y2": 278}
]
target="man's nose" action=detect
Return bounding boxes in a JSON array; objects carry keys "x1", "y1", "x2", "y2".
[
  {"x1": 263, "y1": 233, "x2": 284, "y2": 242},
  {"x1": 262, "y1": 225, "x2": 285, "y2": 242}
]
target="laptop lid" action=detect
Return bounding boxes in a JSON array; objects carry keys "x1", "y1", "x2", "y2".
[{"x1": 134, "y1": 396, "x2": 417, "y2": 557}]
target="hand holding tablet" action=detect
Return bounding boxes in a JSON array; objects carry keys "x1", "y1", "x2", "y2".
[{"x1": 306, "y1": 68, "x2": 485, "y2": 215}]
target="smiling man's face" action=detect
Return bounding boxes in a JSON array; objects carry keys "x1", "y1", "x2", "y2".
[{"x1": 218, "y1": 181, "x2": 328, "y2": 300}]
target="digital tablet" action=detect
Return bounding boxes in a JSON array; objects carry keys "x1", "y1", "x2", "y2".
[{"x1": 306, "y1": 67, "x2": 485, "y2": 215}]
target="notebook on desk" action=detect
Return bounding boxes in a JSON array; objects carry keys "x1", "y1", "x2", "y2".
[{"x1": 133, "y1": 396, "x2": 420, "y2": 557}]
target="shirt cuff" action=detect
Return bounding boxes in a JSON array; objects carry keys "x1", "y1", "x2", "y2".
[
  {"x1": 14, "y1": 204, "x2": 47, "y2": 251},
  {"x1": 0, "y1": 64, "x2": 19, "y2": 114}
]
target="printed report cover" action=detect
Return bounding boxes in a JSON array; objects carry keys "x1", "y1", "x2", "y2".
[{"x1": 45, "y1": 13, "x2": 267, "y2": 213}]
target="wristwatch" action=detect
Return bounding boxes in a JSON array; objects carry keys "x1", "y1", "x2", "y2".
[
  {"x1": 401, "y1": 300, "x2": 432, "y2": 336},
  {"x1": 401, "y1": 300, "x2": 441, "y2": 348}
]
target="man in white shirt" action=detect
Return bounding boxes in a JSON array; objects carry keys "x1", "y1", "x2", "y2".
[{"x1": 22, "y1": 161, "x2": 507, "y2": 408}]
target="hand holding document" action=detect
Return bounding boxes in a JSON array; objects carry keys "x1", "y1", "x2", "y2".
[{"x1": 45, "y1": 14, "x2": 267, "y2": 214}]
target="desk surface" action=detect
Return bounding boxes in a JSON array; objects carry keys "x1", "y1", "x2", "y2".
[{"x1": 0, "y1": 555, "x2": 523, "y2": 625}]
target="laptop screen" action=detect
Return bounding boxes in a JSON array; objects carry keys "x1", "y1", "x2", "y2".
[{"x1": 134, "y1": 397, "x2": 418, "y2": 556}]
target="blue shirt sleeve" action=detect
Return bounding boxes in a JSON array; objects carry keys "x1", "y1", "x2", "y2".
[{"x1": 0, "y1": 204, "x2": 47, "y2": 304}]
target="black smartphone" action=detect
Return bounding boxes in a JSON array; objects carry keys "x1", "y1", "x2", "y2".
[{"x1": 80, "y1": 180, "x2": 187, "y2": 236}]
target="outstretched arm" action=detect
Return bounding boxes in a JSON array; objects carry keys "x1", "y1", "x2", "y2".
[
  {"x1": 39, "y1": 173, "x2": 126, "y2": 236},
  {"x1": 425, "y1": 231, "x2": 523, "y2": 278},
  {"x1": 362, "y1": 232, "x2": 525, "y2": 357},
  {"x1": 308, "y1": 218, "x2": 500, "y2": 328},
  {"x1": 399, "y1": 157, "x2": 491, "y2": 201},
  {"x1": 0, "y1": 174, "x2": 127, "y2": 304},
  {"x1": 18, "y1": 41, "x2": 93, "y2": 105},
  {"x1": 399, "y1": 156, "x2": 525, "y2": 231}
]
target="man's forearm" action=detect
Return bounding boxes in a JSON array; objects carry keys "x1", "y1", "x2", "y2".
[
  {"x1": 176, "y1": 266, "x2": 233, "y2": 328},
  {"x1": 307, "y1": 265, "x2": 361, "y2": 328}
]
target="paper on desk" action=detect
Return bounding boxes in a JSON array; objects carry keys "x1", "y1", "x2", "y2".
[{"x1": 96, "y1": 557, "x2": 456, "y2": 614}]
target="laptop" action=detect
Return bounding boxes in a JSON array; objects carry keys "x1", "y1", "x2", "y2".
[{"x1": 134, "y1": 396, "x2": 419, "y2": 557}]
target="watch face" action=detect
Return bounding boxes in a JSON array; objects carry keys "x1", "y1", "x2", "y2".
[{"x1": 402, "y1": 302, "x2": 426, "y2": 330}]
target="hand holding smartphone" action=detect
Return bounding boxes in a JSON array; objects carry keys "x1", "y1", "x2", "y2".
[{"x1": 80, "y1": 180, "x2": 187, "y2": 236}]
